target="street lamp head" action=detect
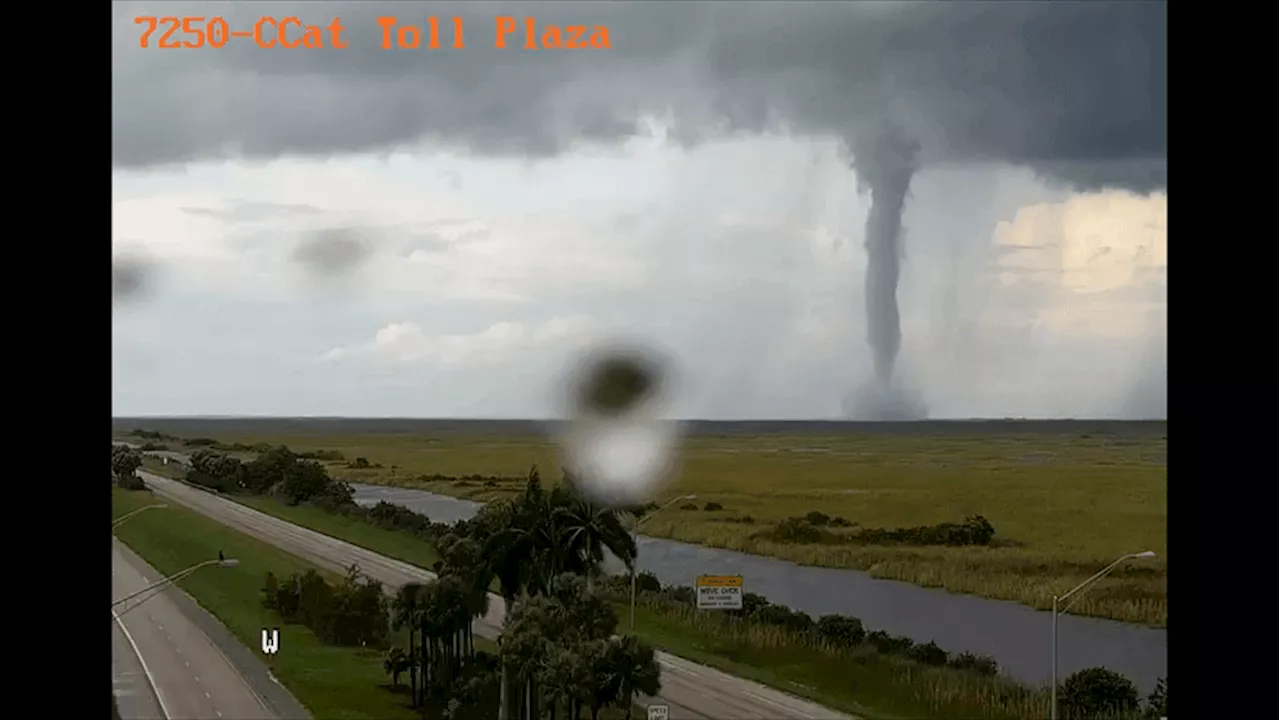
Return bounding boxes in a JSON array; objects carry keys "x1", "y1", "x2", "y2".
[
  {"x1": 218, "y1": 558, "x2": 240, "y2": 568},
  {"x1": 1132, "y1": 551, "x2": 1156, "y2": 559}
]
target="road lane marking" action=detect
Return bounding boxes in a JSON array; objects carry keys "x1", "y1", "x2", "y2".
[
  {"x1": 113, "y1": 610, "x2": 172, "y2": 720},
  {"x1": 205, "y1": 692, "x2": 212, "y2": 698}
]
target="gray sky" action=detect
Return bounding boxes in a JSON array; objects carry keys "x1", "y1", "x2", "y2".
[{"x1": 112, "y1": 1, "x2": 1167, "y2": 419}]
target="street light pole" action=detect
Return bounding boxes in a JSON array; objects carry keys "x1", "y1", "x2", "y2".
[
  {"x1": 111, "y1": 556, "x2": 240, "y2": 613},
  {"x1": 630, "y1": 493, "x2": 697, "y2": 632},
  {"x1": 1050, "y1": 550, "x2": 1155, "y2": 720},
  {"x1": 111, "y1": 504, "x2": 168, "y2": 529}
]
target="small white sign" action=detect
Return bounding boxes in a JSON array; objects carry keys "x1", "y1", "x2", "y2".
[
  {"x1": 261, "y1": 628, "x2": 279, "y2": 655},
  {"x1": 646, "y1": 704, "x2": 669, "y2": 720},
  {"x1": 695, "y1": 575, "x2": 744, "y2": 610}
]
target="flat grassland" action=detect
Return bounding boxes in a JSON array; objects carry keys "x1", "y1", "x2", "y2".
[{"x1": 115, "y1": 418, "x2": 1167, "y2": 626}]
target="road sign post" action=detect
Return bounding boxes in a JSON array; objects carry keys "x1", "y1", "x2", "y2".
[{"x1": 695, "y1": 575, "x2": 744, "y2": 610}]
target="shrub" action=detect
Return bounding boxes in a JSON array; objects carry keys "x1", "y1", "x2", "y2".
[
  {"x1": 908, "y1": 640, "x2": 949, "y2": 666},
  {"x1": 766, "y1": 517, "x2": 829, "y2": 544},
  {"x1": 702, "y1": 501, "x2": 724, "y2": 511},
  {"x1": 867, "y1": 630, "x2": 914, "y2": 654},
  {"x1": 262, "y1": 566, "x2": 390, "y2": 649},
  {"x1": 664, "y1": 585, "x2": 696, "y2": 605},
  {"x1": 1143, "y1": 677, "x2": 1166, "y2": 719},
  {"x1": 804, "y1": 510, "x2": 831, "y2": 526},
  {"x1": 635, "y1": 571, "x2": 662, "y2": 594},
  {"x1": 1059, "y1": 667, "x2": 1139, "y2": 719},
  {"x1": 679, "y1": 502, "x2": 698, "y2": 511},
  {"x1": 848, "y1": 514, "x2": 997, "y2": 547},
  {"x1": 815, "y1": 614, "x2": 866, "y2": 648},
  {"x1": 948, "y1": 651, "x2": 999, "y2": 676}
]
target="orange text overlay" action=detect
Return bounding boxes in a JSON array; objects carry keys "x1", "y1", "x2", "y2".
[{"x1": 133, "y1": 16, "x2": 612, "y2": 50}]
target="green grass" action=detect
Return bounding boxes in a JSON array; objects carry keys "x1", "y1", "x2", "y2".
[
  {"x1": 118, "y1": 479, "x2": 648, "y2": 719},
  {"x1": 237, "y1": 495, "x2": 446, "y2": 570},
  {"x1": 112, "y1": 487, "x2": 423, "y2": 720},
  {"x1": 125, "y1": 426, "x2": 1167, "y2": 625}
]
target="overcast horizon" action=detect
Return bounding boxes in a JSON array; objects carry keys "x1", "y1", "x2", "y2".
[{"x1": 112, "y1": 1, "x2": 1167, "y2": 420}]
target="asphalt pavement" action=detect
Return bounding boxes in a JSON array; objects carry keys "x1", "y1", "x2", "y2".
[
  {"x1": 137, "y1": 469, "x2": 854, "y2": 720},
  {"x1": 112, "y1": 537, "x2": 306, "y2": 720}
]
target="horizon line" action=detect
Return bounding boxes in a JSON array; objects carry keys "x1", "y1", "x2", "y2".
[{"x1": 111, "y1": 415, "x2": 1167, "y2": 422}]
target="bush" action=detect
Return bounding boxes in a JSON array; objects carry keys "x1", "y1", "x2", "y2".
[
  {"x1": 635, "y1": 571, "x2": 662, "y2": 594},
  {"x1": 262, "y1": 566, "x2": 390, "y2": 649},
  {"x1": 804, "y1": 510, "x2": 831, "y2": 526},
  {"x1": 115, "y1": 474, "x2": 147, "y2": 491},
  {"x1": 702, "y1": 501, "x2": 724, "y2": 511},
  {"x1": 762, "y1": 514, "x2": 997, "y2": 547},
  {"x1": 850, "y1": 514, "x2": 996, "y2": 547},
  {"x1": 1058, "y1": 667, "x2": 1139, "y2": 719},
  {"x1": 948, "y1": 651, "x2": 999, "y2": 676},
  {"x1": 765, "y1": 517, "x2": 829, "y2": 544},
  {"x1": 1142, "y1": 677, "x2": 1166, "y2": 719},
  {"x1": 908, "y1": 640, "x2": 949, "y2": 666},
  {"x1": 815, "y1": 614, "x2": 866, "y2": 648},
  {"x1": 867, "y1": 630, "x2": 914, "y2": 655},
  {"x1": 679, "y1": 502, "x2": 698, "y2": 511}
]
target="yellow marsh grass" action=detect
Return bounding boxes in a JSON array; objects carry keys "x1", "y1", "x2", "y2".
[{"x1": 156, "y1": 430, "x2": 1167, "y2": 626}]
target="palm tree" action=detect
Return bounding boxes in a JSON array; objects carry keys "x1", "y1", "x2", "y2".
[
  {"x1": 391, "y1": 583, "x2": 427, "y2": 707},
  {"x1": 607, "y1": 635, "x2": 662, "y2": 720},
  {"x1": 554, "y1": 480, "x2": 637, "y2": 588},
  {"x1": 383, "y1": 646, "x2": 409, "y2": 688}
]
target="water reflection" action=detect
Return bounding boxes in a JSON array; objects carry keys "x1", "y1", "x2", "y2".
[{"x1": 350, "y1": 483, "x2": 1166, "y2": 692}]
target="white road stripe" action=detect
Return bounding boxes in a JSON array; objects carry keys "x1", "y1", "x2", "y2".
[{"x1": 113, "y1": 611, "x2": 172, "y2": 720}]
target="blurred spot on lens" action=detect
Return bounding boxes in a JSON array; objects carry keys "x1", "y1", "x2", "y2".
[
  {"x1": 558, "y1": 342, "x2": 684, "y2": 508},
  {"x1": 113, "y1": 255, "x2": 156, "y2": 306},
  {"x1": 580, "y1": 354, "x2": 657, "y2": 416}
]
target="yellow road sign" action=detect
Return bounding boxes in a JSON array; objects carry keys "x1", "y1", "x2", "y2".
[{"x1": 696, "y1": 575, "x2": 744, "y2": 588}]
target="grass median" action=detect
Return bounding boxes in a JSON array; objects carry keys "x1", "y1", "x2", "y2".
[{"x1": 112, "y1": 486, "x2": 422, "y2": 720}]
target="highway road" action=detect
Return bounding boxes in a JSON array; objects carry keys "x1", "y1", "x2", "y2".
[
  {"x1": 112, "y1": 538, "x2": 284, "y2": 720},
  {"x1": 136, "y1": 469, "x2": 854, "y2": 720}
]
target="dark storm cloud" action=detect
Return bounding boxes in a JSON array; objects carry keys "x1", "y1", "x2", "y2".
[{"x1": 112, "y1": 1, "x2": 1165, "y2": 191}]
